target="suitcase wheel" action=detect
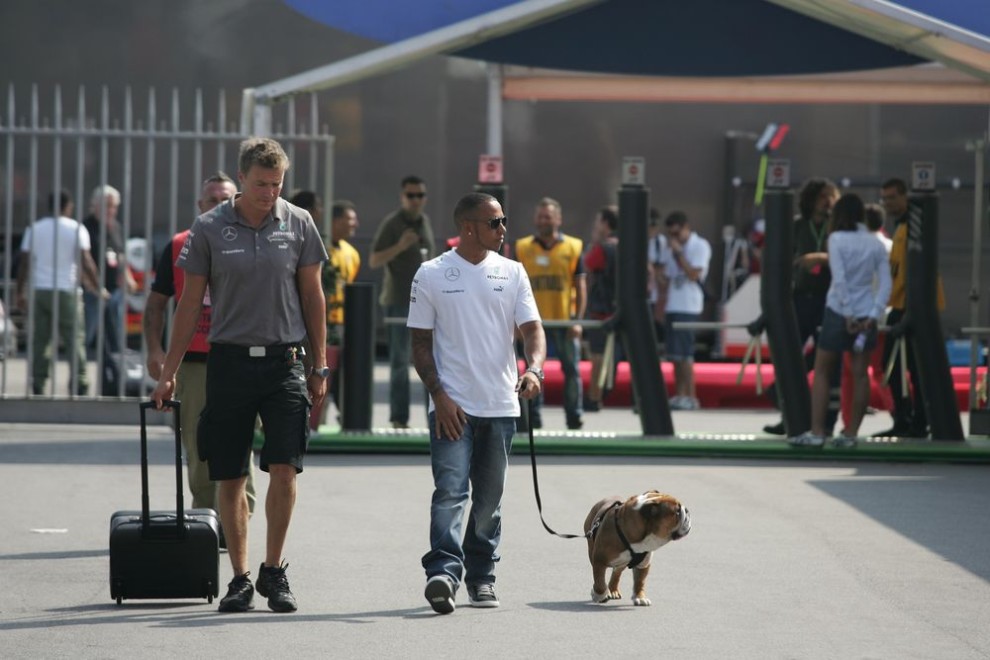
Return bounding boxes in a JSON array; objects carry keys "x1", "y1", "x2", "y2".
[{"x1": 116, "y1": 595, "x2": 122, "y2": 605}]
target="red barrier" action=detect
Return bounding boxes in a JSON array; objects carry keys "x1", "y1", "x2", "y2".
[{"x1": 532, "y1": 358, "x2": 983, "y2": 411}]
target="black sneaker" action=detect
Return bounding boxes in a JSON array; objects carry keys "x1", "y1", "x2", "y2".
[
  {"x1": 218, "y1": 573, "x2": 254, "y2": 613},
  {"x1": 467, "y1": 583, "x2": 499, "y2": 608},
  {"x1": 256, "y1": 561, "x2": 298, "y2": 612},
  {"x1": 424, "y1": 574, "x2": 456, "y2": 614},
  {"x1": 763, "y1": 421, "x2": 786, "y2": 435},
  {"x1": 872, "y1": 424, "x2": 919, "y2": 438}
]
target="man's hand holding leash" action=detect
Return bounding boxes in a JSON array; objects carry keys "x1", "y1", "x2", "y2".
[{"x1": 516, "y1": 367, "x2": 543, "y2": 400}]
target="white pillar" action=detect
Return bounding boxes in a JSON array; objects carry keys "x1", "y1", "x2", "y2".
[{"x1": 486, "y1": 63, "x2": 503, "y2": 157}]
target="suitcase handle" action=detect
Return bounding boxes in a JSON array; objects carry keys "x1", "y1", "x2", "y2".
[{"x1": 139, "y1": 400, "x2": 184, "y2": 537}]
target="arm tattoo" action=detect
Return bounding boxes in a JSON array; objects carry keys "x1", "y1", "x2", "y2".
[{"x1": 410, "y1": 328, "x2": 444, "y2": 396}]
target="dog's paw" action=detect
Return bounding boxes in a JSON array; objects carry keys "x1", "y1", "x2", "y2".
[
  {"x1": 632, "y1": 596, "x2": 652, "y2": 607},
  {"x1": 590, "y1": 588, "x2": 610, "y2": 603},
  {"x1": 608, "y1": 589, "x2": 622, "y2": 601}
]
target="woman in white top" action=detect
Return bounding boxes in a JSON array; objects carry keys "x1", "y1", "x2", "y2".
[{"x1": 791, "y1": 193, "x2": 892, "y2": 448}]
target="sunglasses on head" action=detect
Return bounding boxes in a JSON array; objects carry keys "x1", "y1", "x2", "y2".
[
  {"x1": 476, "y1": 216, "x2": 507, "y2": 230},
  {"x1": 405, "y1": 192, "x2": 426, "y2": 199}
]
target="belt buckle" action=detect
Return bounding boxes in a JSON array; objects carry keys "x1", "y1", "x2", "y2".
[{"x1": 248, "y1": 346, "x2": 266, "y2": 358}]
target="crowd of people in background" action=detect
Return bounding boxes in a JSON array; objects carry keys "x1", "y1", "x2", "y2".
[{"x1": 14, "y1": 169, "x2": 934, "y2": 437}]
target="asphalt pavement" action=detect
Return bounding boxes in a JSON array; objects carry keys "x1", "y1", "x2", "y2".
[
  {"x1": 3, "y1": 414, "x2": 990, "y2": 659},
  {"x1": 3, "y1": 363, "x2": 990, "y2": 658}
]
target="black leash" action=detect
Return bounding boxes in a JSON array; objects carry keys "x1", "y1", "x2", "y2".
[{"x1": 524, "y1": 398, "x2": 591, "y2": 540}]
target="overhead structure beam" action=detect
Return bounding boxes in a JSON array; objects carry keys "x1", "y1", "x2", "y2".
[
  {"x1": 502, "y1": 69, "x2": 990, "y2": 105},
  {"x1": 767, "y1": 0, "x2": 990, "y2": 82},
  {"x1": 251, "y1": 0, "x2": 602, "y2": 103}
]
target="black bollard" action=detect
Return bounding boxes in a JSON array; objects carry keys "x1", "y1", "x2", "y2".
[
  {"x1": 617, "y1": 185, "x2": 672, "y2": 436},
  {"x1": 342, "y1": 282, "x2": 376, "y2": 431},
  {"x1": 906, "y1": 195, "x2": 964, "y2": 440},
  {"x1": 761, "y1": 191, "x2": 811, "y2": 437}
]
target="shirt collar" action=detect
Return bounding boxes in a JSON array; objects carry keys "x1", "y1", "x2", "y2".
[
  {"x1": 225, "y1": 194, "x2": 285, "y2": 229},
  {"x1": 534, "y1": 233, "x2": 562, "y2": 250}
]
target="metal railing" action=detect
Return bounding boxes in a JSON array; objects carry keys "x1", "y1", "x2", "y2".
[{"x1": 1, "y1": 84, "x2": 334, "y2": 405}]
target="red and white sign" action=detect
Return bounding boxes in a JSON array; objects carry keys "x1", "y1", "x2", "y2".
[
  {"x1": 478, "y1": 155, "x2": 503, "y2": 184},
  {"x1": 766, "y1": 158, "x2": 790, "y2": 188},
  {"x1": 621, "y1": 157, "x2": 646, "y2": 186}
]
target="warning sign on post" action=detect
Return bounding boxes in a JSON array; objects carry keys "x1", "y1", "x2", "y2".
[
  {"x1": 621, "y1": 157, "x2": 646, "y2": 186},
  {"x1": 911, "y1": 161, "x2": 936, "y2": 191},
  {"x1": 478, "y1": 155, "x2": 503, "y2": 184},
  {"x1": 766, "y1": 158, "x2": 790, "y2": 188}
]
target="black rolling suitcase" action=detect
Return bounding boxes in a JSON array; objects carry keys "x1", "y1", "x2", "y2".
[{"x1": 109, "y1": 400, "x2": 220, "y2": 605}]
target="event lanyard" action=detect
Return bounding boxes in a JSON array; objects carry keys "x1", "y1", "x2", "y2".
[{"x1": 809, "y1": 220, "x2": 826, "y2": 252}]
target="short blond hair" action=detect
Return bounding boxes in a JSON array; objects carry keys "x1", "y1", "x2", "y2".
[{"x1": 238, "y1": 137, "x2": 290, "y2": 174}]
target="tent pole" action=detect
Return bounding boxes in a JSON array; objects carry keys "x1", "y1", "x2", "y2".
[
  {"x1": 968, "y1": 125, "x2": 988, "y2": 409},
  {"x1": 486, "y1": 63, "x2": 503, "y2": 157}
]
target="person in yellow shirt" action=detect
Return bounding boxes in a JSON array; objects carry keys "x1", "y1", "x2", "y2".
[
  {"x1": 325, "y1": 200, "x2": 362, "y2": 331},
  {"x1": 874, "y1": 177, "x2": 945, "y2": 438},
  {"x1": 322, "y1": 200, "x2": 361, "y2": 423},
  {"x1": 289, "y1": 192, "x2": 361, "y2": 427},
  {"x1": 516, "y1": 197, "x2": 586, "y2": 429}
]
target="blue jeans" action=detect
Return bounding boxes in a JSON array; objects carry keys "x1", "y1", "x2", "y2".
[
  {"x1": 385, "y1": 303, "x2": 411, "y2": 425},
  {"x1": 531, "y1": 327, "x2": 583, "y2": 428},
  {"x1": 83, "y1": 288, "x2": 122, "y2": 360},
  {"x1": 422, "y1": 412, "x2": 515, "y2": 587}
]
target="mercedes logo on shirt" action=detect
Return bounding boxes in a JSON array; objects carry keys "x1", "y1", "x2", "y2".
[
  {"x1": 444, "y1": 267, "x2": 460, "y2": 281},
  {"x1": 221, "y1": 226, "x2": 238, "y2": 241}
]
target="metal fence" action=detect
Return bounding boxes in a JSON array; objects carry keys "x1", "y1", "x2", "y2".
[{"x1": 1, "y1": 84, "x2": 334, "y2": 402}]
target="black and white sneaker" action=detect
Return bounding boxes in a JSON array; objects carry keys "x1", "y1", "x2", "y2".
[
  {"x1": 424, "y1": 575, "x2": 456, "y2": 615},
  {"x1": 467, "y1": 583, "x2": 499, "y2": 608}
]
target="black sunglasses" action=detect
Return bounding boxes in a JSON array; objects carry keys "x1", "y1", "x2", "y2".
[
  {"x1": 475, "y1": 216, "x2": 507, "y2": 230},
  {"x1": 405, "y1": 192, "x2": 426, "y2": 199}
]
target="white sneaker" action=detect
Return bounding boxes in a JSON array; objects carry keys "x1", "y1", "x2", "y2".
[
  {"x1": 833, "y1": 434, "x2": 859, "y2": 449},
  {"x1": 788, "y1": 431, "x2": 825, "y2": 447},
  {"x1": 669, "y1": 396, "x2": 688, "y2": 410}
]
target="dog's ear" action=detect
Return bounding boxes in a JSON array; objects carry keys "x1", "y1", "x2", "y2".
[
  {"x1": 645, "y1": 499, "x2": 681, "y2": 520},
  {"x1": 643, "y1": 500, "x2": 672, "y2": 519}
]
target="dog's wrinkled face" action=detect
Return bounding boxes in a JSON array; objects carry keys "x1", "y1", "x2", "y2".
[{"x1": 630, "y1": 490, "x2": 691, "y2": 541}]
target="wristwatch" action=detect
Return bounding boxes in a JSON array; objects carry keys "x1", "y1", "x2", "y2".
[
  {"x1": 312, "y1": 367, "x2": 331, "y2": 379},
  {"x1": 525, "y1": 366, "x2": 544, "y2": 383}
]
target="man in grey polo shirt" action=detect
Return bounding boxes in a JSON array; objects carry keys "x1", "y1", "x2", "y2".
[{"x1": 152, "y1": 137, "x2": 328, "y2": 614}]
